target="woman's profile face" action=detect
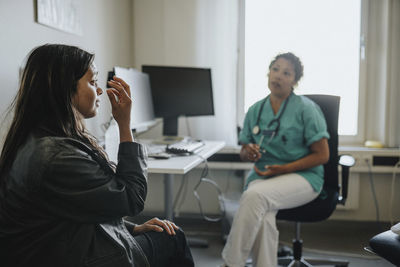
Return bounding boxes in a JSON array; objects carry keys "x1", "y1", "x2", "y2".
[
  {"x1": 267, "y1": 57, "x2": 296, "y2": 98},
  {"x1": 73, "y1": 64, "x2": 103, "y2": 118}
]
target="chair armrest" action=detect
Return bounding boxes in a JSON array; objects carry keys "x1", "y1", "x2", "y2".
[{"x1": 337, "y1": 155, "x2": 355, "y2": 205}]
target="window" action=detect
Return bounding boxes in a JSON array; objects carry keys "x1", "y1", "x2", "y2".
[{"x1": 242, "y1": 0, "x2": 364, "y2": 137}]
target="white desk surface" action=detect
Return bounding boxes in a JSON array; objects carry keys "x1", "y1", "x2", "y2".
[{"x1": 146, "y1": 141, "x2": 225, "y2": 174}]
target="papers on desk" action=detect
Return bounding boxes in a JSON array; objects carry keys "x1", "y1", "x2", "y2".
[
  {"x1": 113, "y1": 66, "x2": 156, "y2": 133},
  {"x1": 105, "y1": 121, "x2": 119, "y2": 163}
]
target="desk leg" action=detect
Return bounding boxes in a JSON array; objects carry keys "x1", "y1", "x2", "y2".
[{"x1": 164, "y1": 173, "x2": 174, "y2": 220}]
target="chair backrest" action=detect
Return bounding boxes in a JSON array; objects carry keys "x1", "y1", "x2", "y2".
[
  {"x1": 276, "y1": 94, "x2": 341, "y2": 222},
  {"x1": 304, "y1": 95, "x2": 340, "y2": 192}
]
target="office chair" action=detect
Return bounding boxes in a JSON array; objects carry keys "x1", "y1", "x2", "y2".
[
  {"x1": 365, "y1": 230, "x2": 400, "y2": 266},
  {"x1": 276, "y1": 95, "x2": 354, "y2": 267},
  {"x1": 221, "y1": 95, "x2": 355, "y2": 267}
]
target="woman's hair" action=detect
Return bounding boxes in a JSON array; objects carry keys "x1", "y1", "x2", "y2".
[
  {"x1": 0, "y1": 44, "x2": 109, "y2": 181},
  {"x1": 269, "y1": 52, "x2": 304, "y2": 84}
]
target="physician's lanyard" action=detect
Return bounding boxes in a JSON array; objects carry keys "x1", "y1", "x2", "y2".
[{"x1": 252, "y1": 93, "x2": 291, "y2": 151}]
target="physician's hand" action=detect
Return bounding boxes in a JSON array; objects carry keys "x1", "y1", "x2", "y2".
[
  {"x1": 241, "y1": 143, "x2": 262, "y2": 162},
  {"x1": 133, "y1": 217, "x2": 179, "y2": 235},
  {"x1": 254, "y1": 164, "x2": 287, "y2": 177}
]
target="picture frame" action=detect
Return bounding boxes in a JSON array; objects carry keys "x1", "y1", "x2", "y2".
[{"x1": 35, "y1": 0, "x2": 83, "y2": 35}]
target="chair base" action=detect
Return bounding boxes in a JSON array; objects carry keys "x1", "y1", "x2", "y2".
[
  {"x1": 277, "y1": 222, "x2": 349, "y2": 267},
  {"x1": 278, "y1": 256, "x2": 349, "y2": 267}
]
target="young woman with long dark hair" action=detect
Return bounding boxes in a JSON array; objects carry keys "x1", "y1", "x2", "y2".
[{"x1": 0, "y1": 44, "x2": 194, "y2": 267}]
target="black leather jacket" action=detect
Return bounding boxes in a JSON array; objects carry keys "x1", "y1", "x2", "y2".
[{"x1": 0, "y1": 135, "x2": 149, "y2": 267}]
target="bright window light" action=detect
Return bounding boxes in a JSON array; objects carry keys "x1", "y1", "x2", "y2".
[{"x1": 245, "y1": 0, "x2": 361, "y2": 135}]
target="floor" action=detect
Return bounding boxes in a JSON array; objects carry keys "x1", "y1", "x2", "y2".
[
  {"x1": 181, "y1": 219, "x2": 394, "y2": 267},
  {"x1": 132, "y1": 214, "x2": 394, "y2": 266}
]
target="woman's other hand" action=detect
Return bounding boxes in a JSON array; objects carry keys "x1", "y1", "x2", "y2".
[
  {"x1": 253, "y1": 138, "x2": 329, "y2": 177},
  {"x1": 240, "y1": 143, "x2": 262, "y2": 162},
  {"x1": 133, "y1": 217, "x2": 179, "y2": 235},
  {"x1": 254, "y1": 164, "x2": 287, "y2": 177}
]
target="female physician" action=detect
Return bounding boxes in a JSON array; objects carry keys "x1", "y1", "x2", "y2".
[
  {"x1": 221, "y1": 52, "x2": 330, "y2": 267},
  {"x1": 0, "y1": 44, "x2": 194, "y2": 267}
]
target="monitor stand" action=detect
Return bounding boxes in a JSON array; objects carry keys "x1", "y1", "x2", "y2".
[{"x1": 151, "y1": 116, "x2": 184, "y2": 144}]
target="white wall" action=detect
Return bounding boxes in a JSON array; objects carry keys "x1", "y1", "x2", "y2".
[
  {"x1": 132, "y1": 0, "x2": 239, "y2": 145},
  {"x1": 332, "y1": 172, "x2": 400, "y2": 222},
  {"x1": 0, "y1": 0, "x2": 134, "y2": 143}
]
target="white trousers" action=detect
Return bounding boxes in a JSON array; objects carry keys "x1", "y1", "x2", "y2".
[{"x1": 222, "y1": 173, "x2": 320, "y2": 267}]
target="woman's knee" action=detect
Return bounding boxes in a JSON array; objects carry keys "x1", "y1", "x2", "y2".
[
  {"x1": 156, "y1": 227, "x2": 187, "y2": 247},
  {"x1": 174, "y1": 228, "x2": 189, "y2": 246},
  {"x1": 175, "y1": 227, "x2": 185, "y2": 238},
  {"x1": 241, "y1": 189, "x2": 264, "y2": 206},
  {"x1": 142, "y1": 228, "x2": 193, "y2": 266}
]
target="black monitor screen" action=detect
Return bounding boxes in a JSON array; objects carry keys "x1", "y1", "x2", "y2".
[{"x1": 142, "y1": 65, "x2": 214, "y2": 135}]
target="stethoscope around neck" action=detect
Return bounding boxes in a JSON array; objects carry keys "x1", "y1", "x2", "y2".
[{"x1": 252, "y1": 93, "x2": 291, "y2": 151}]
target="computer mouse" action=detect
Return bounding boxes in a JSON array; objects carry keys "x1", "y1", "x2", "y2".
[{"x1": 149, "y1": 152, "x2": 171, "y2": 159}]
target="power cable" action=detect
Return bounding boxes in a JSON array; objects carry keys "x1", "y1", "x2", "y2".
[
  {"x1": 389, "y1": 160, "x2": 400, "y2": 225},
  {"x1": 193, "y1": 154, "x2": 226, "y2": 222},
  {"x1": 365, "y1": 159, "x2": 382, "y2": 231}
]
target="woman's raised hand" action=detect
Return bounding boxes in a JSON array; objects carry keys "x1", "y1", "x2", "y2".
[
  {"x1": 242, "y1": 143, "x2": 262, "y2": 162},
  {"x1": 106, "y1": 76, "x2": 132, "y2": 128}
]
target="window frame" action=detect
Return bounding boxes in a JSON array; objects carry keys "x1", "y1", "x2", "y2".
[{"x1": 236, "y1": 0, "x2": 369, "y2": 146}]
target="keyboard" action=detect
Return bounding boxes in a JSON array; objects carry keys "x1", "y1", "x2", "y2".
[{"x1": 166, "y1": 140, "x2": 205, "y2": 154}]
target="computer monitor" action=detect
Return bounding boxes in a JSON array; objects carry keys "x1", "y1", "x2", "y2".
[
  {"x1": 112, "y1": 67, "x2": 156, "y2": 132},
  {"x1": 142, "y1": 65, "x2": 214, "y2": 136}
]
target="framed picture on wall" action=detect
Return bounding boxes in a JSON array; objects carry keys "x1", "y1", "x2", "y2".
[{"x1": 35, "y1": 0, "x2": 83, "y2": 35}]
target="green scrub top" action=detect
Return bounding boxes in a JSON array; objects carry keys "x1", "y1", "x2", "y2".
[{"x1": 239, "y1": 92, "x2": 330, "y2": 192}]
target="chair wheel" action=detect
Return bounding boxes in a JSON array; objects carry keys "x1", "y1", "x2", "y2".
[{"x1": 278, "y1": 245, "x2": 293, "y2": 257}]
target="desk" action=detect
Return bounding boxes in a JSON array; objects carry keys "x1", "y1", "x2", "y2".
[{"x1": 147, "y1": 141, "x2": 225, "y2": 220}]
